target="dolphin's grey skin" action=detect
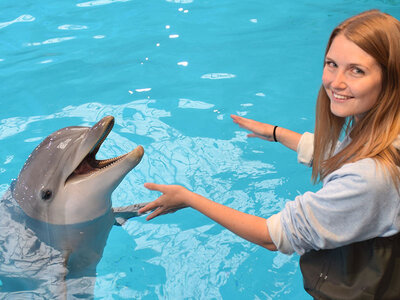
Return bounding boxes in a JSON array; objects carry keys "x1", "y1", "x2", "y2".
[{"x1": 0, "y1": 116, "x2": 147, "y2": 299}]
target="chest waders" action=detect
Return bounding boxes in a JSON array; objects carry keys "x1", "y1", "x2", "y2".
[{"x1": 299, "y1": 233, "x2": 400, "y2": 300}]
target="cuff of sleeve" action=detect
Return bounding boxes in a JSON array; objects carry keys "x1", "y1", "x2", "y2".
[
  {"x1": 297, "y1": 132, "x2": 314, "y2": 167},
  {"x1": 267, "y1": 212, "x2": 295, "y2": 255}
]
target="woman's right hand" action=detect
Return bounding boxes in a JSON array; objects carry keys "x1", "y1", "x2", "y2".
[
  {"x1": 139, "y1": 183, "x2": 190, "y2": 221},
  {"x1": 231, "y1": 114, "x2": 276, "y2": 141}
]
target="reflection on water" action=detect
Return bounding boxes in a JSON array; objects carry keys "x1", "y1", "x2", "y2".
[
  {"x1": 0, "y1": 191, "x2": 66, "y2": 298},
  {"x1": 0, "y1": 188, "x2": 118, "y2": 299}
]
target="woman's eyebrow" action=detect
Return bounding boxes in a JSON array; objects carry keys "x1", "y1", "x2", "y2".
[
  {"x1": 324, "y1": 56, "x2": 334, "y2": 61},
  {"x1": 349, "y1": 63, "x2": 368, "y2": 69},
  {"x1": 325, "y1": 56, "x2": 370, "y2": 69}
]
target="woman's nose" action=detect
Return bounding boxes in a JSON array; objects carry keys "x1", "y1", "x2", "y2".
[{"x1": 330, "y1": 70, "x2": 347, "y2": 90}]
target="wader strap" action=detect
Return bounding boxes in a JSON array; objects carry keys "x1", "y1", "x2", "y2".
[{"x1": 299, "y1": 233, "x2": 400, "y2": 300}]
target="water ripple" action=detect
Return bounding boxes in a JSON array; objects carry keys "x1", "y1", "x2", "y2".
[
  {"x1": 178, "y1": 99, "x2": 214, "y2": 109},
  {"x1": 166, "y1": 0, "x2": 193, "y2": 3},
  {"x1": 0, "y1": 15, "x2": 35, "y2": 30},
  {"x1": 201, "y1": 73, "x2": 236, "y2": 80},
  {"x1": 58, "y1": 24, "x2": 88, "y2": 30},
  {"x1": 25, "y1": 36, "x2": 76, "y2": 47},
  {"x1": 76, "y1": 0, "x2": 130, "y2": 7}
]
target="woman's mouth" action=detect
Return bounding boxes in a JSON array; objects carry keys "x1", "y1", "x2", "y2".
[{"x1": 332, "y1": 91, "x2": 354, "y2": 101}]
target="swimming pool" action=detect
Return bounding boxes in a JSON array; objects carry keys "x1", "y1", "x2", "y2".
[{"x1": 1, "y1": 0, "x2": 400, "y2": 299}]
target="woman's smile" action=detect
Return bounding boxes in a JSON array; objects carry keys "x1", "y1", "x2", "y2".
[{"x1": 332, "y1": 92, "x2": 353, "y2": 101}]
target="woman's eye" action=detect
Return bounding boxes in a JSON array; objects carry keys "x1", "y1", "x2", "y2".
[
  {"x1": 325, "y1": 61, "x2": 337, "y2": 68},
  {"x1": 352, "y1": 67, "x2": 365, "y2": 75}
]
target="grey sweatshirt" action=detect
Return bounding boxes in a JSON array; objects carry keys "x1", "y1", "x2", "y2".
[{"x1": 267, "y1": 132, "x2": 400, "y2": 255}]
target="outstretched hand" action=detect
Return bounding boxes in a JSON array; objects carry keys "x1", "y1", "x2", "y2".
[
  {"x1": 139, "y1": 183, "x2": 189, "y2": 221},
  {"x1": 231, "y1": 114, "x2": 276, "y2": 141}
]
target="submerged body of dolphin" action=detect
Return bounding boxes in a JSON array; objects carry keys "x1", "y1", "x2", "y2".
[{"x1": 0, "y1": 116, "x2": 147, "y2": 299}]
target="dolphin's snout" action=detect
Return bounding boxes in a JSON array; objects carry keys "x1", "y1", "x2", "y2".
[
  {"x1": 125, "y1": 145, "x2": 144, "y2": 167},
  {"x1": 136, "y1": 145, "x2": 144, "y2": 157}
]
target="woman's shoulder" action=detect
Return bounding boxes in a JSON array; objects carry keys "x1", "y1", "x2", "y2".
[{"x1": 325, "y1": 158, "x2": 395, "y2": 192}]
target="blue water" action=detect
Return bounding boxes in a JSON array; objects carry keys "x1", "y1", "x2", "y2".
[{"x1": 1, "y1": 0, "x2": 400, "y2": 299}]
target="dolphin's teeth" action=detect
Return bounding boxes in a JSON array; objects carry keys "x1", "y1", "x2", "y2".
[
  {"x1": 71, "y1": 153, "x2": 128, "y2": 177},
  {"x1": 96, "y1": 153, "x2": 128, "y2": 168}
]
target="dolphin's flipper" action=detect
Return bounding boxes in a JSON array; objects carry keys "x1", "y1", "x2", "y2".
[{"x1": 112, "y1": 202, "x2": 149, "y2": 226}]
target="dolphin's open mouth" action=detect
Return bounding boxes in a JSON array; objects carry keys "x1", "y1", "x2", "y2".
[{"x1": 67, "y1": 116, "x2": 143, "y2": 180}]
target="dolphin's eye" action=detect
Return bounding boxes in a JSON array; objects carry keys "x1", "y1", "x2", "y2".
[{"x1": 41, "y1": 189, "x2": 53, "y2": 201}]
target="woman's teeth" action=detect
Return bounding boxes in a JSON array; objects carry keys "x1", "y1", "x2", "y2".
[{"x1": 333, "y1": 92, "x2": 352, "y2": 100}]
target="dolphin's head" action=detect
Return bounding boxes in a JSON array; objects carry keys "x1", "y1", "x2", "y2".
[{"x1": 12, "y1": 116, "x2": 144, "y2": 224}]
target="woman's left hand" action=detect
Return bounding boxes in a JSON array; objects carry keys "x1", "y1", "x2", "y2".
[{"x1": 231, "y1": 114, "x2": 276, "y2": 141}]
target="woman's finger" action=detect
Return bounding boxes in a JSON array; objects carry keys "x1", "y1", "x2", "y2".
[
  {"x1": 138, "y1": 201, "x2": 158, "y2": 214},
  {"x1": 144, "y1": 182, "x2": 167, "y2": 193},
  {"x1": 146, "y1": 207, "x2": 165, "y2": 221},
  {"x1": 138, "y1": 193, "x2": 168, "y2": 213},
  {"x1": 231, "y1": 115, "x2": 249, "y2": 126},
  {"x1": 232, "y1": 115, "x2": 264, "y2": 134},
  {"x1": 230, "y1": 114, "x2": 241, "y2": 122}
]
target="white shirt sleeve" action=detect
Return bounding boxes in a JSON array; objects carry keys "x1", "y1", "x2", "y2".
[
  {"x1": 267, "y1": 213, "x2": 294, "y2": 255},
  {"x1": 297, "y1": 132, "x2": 314, "y2": 167}
]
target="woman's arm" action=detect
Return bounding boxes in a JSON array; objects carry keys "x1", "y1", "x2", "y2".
[
  {"x1": 139, "y1": 183, "x2": 277, "y2": 251},
  {"x1": 231, "y1": 115, "x2": 302, "y2": 152}
]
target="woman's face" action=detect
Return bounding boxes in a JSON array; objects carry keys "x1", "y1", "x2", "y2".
[{"x1": 322, "y1": 34, "x2": 383, "y2": 122}]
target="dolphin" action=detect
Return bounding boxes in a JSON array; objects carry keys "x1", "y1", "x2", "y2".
[{"x1": 0, "y1": 116, "x2": 147, "y2": 299}]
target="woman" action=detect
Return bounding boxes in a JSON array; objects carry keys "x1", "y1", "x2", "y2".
[{"x1": 139, "y1": 10, "x2": 400, "y2": 299}]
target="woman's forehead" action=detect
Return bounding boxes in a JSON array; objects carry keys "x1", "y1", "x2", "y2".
[{"x1": 327, "y1": 34, "x2": 381, "y2": 69}]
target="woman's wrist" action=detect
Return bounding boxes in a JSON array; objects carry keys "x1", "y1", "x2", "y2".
[
  {"x1": 179, "y1": 187, "x2": 197, "y2": 207},
  {"x1": 273, "y1": 125, "x2": 279, "y2": 142}
]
